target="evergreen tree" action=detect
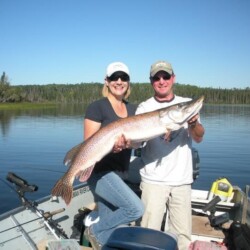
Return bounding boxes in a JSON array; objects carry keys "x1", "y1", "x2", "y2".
[{"x1": 0, "y1": 72, "x2": 10, "y2": 102}]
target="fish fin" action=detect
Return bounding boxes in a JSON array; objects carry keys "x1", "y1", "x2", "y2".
[
  {"x1": 63, "y1": 143, "x2": 83, "y2": 167},
  {"x1": 51, "y1": 176, "x2": 73, "y2": 205},
  {"x1": 78, "y1": 166, "x2": 95, "y2": 182}
]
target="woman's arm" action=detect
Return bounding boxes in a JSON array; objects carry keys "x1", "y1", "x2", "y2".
[
  {"x1": 84, "y1": 118, "x2": 125, "y2": 153},
  {"x1": 84, "y1": 118, "x2": 101, "y2": 140}
]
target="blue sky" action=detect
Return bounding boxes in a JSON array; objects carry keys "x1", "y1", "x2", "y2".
[{"x1": 1, "y1": 0, "x2": 250, "y2": 89}]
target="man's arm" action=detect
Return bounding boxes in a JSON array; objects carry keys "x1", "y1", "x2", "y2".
[{"x1": 188, "y1": 114, "x2": 205, "y2": 143}]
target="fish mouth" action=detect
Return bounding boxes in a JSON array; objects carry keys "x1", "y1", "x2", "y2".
[
  {"x1": 179, "y1": 96, "x2": 204, "y2": 107},
  {"x1": 193, "y1": 95, "x2": 203, "y2": 108},
  {"x1": 183, "y1": 96, "x2": 204, "y2": 119},
  {"x1": 166, "y1": 96, "x2": 204, "y2": 123},
  {"x1": 182, "y1": 96, "x2": 204, "y2": 112},
  {"x1": 173, "y1": 96, "x2": 204, "y2": 122}
]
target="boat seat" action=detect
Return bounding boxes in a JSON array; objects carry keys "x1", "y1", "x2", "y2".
[{"x1": 103, "y1": 226, "x2": 177, "y2": 250}]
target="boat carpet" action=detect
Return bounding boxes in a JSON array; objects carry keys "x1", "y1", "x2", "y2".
[{"x1": 192, "y1": 215, "x2": 229, "y2": 238}]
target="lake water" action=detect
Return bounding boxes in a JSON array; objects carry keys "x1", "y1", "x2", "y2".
[{"x1": 1, "y1": 104, "x2": 250, "y2": 214}]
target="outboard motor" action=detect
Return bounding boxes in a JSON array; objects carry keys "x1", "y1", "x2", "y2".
[{"x1": 192, "y1": 147, "x2": 200, "y2": 181}]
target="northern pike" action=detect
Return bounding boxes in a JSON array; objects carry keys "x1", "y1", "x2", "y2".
[{"x1": 51, "y1": 96, "x2": 204, "y2": 205}]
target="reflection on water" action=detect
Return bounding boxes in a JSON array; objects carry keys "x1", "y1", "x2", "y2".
[
  {"x1": 0, "y1": 104, "x2": 250, "y2": 214},
  {"x1": 202, "y1": 104, "x2": 250, "y2": 117},
  {"x1": 0, "y1": 104, "x2": 87, "y2": 137},
  {"x1": 192, "y1": 104, "x2": 250, "y2": 191}
]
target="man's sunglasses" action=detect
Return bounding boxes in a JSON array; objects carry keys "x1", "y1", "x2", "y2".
[
  {"x1": 108, "y1": 72, "x2": 130, "y2": 82},
  {"x1": 152, "y1": 74, "x2": 172, "y2": 81}
]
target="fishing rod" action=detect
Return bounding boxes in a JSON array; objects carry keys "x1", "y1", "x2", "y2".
[
  {"x1": 22, "y1": 166, "x2": 65, "y2": 173},
  {"x1": 1, "y1": 172, "x2": 68, "y2": 238},
  {"x1": 7, "y1": 166, "x2": 65, "y2": 173},
  {"x1": 0, "y1": 208, "x2": 65, "y2": 234}
]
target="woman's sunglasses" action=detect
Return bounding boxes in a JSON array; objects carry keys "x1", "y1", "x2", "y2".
[{"x1": 108, "y1": 72, "x2": 130, "y2": 82}]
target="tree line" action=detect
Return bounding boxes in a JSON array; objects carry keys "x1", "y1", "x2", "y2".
[{"x1": 0, "y1": 72, "x2": 249, "y2": 105}]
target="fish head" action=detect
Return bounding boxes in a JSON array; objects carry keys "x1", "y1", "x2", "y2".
[{"x1": 160, "y1": 96, "x2": 204, "y2": 130}]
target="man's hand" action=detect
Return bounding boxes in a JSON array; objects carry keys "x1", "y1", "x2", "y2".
[
  {"x1": 187, "y1": 113, "x2": 205, "y2": 143},
  {"x1": 187, "y1": 114, "x2": 199, "y2": 127}
]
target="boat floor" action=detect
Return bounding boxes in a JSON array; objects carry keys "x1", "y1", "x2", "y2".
[
  {"x1": 50, "y1": 214, "x2": 229, "y2": 250},
  {"x1": 2, "y1": 181, "x2": 237, "y2": 249},
  {"x1": 192, "y1": 214, "x2": 230, "y2": 241}
]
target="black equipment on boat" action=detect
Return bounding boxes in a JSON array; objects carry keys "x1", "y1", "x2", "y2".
[
  {"x1": 5, "y1": 172, "x2": 68, "y2": 239},
  {"x1": 202, "y1": 195, "x2": 222, "y2": 213},
  {"x1": 192, "y1": 147, "x2": 200, "y2": 180},
  {"x1": 7, "y1": 172, "x2": 38, "y2": 193},
  {"x1": 202, "y1": 195, "x2": 229, "y2": 228},
  {"x1": 202, "y1": 177, "x2": 234, "y2": 228},
  {"x1": 6, "y1": 172, "x2": 38, "y2": 206}
]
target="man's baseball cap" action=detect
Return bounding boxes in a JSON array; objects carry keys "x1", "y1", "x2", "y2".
[
  {"x1": 150, "y1": 61, "x2": 173, "y2": 77},
  {"x1": 106, "y1": 62, "x2": 130, "y2": 77}
]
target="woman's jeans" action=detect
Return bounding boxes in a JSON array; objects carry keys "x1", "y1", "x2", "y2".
[{"x1": 87, "y1": 171, "x2": 144, "y2": 245}]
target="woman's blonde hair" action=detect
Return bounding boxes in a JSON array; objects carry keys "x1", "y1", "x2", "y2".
[{"x1": 102, "y1": 81, "x2": 131, "y2": 100}]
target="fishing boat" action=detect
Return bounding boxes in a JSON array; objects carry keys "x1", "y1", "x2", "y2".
[{"x1": 0, "y1": 152, "x2": 250, "y2": 250}]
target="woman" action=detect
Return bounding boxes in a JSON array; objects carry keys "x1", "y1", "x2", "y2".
[{"x1": 84, "y1": 62, "x2": 144, "y2": 249}]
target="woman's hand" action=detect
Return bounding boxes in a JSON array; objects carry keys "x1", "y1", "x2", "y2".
[
  {"x1": 113, "y1": 134, "x2": 131, "y2": 153},
  {"x1": 163, "y1": 131, "x2": 172, "y2": 142}
]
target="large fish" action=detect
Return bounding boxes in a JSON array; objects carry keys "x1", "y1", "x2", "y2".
[{"x1": 51, "y1": 96, "x2": 204, "y2": 205}]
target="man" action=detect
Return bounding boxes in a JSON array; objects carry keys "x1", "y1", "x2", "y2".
[{"x1": 136, "y1": 60, "x2": 205, "y2": 250}]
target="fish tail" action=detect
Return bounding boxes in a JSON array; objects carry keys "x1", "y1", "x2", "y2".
[{"x1": 51, "y1": 176, "x2": 73, "y2": 205}]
